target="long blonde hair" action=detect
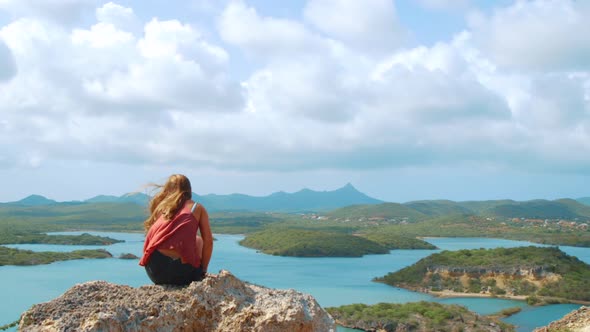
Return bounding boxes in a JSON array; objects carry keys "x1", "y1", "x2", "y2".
[{"x1": 144, "y1": 174, "x2": 192, "y2": 231}]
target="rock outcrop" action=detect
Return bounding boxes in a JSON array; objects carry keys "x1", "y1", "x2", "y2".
[
  {"x1": 534, "y1": 306, "x2": 590, "y2": 332},
  {"x1": 19, "y1": 270, "x2": 335, "y2": 332}
]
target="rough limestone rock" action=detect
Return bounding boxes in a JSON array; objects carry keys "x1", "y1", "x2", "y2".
[
  {"x1": 19, "y1": 270, "x2": 335, "y2": 332},
  {"x1": 534, "y1": 306, "x2": 590, "y2": 332}
]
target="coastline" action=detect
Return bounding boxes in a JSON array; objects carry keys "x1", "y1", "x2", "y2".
[
  {"x1": 426, "y1": 290, "x2": 590, "y2": 306},
  {"x1": 429, "y1": 290, "x2": 527, "y2": 301}
]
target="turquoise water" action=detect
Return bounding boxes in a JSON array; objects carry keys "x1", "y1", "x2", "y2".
[{"x1": 1, "y1": 233, "x2": 588, "y2": 331}]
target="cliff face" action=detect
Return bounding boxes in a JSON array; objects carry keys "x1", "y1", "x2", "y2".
[
  {"x1": 420, "y1": 265, "x2": 561, "y2": 297},
  {"x1": 19, "y1": 270, "x2": 335, "y2": 332},
  {"x1": 534, "y1": 306, "x2": 590, "y2": 332},
  {"x1": 427, "y1": 265, "x2": 557, "y2": 277}
]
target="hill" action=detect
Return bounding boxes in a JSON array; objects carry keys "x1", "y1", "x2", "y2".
[
  {"x1": 327, "y1": 198, "x2": 590, "y2": 222},
  {"x1": 481, "y1": 199, "x2": 590, "y2": 219},
  {"x1": 357, "y1": 214, "x2": 590, "y2": 247},
  {"x1": 403, "y1": 200, "x2": 472, "y2": 216},
  {"x1": 10, "y1": 194, "x2": 57, "y2": 206},
  {"x1": 328, "y1": 202, "x2": 427, "y2": 221},
  {"x1": 0, "y1": 202, "x2": 147, "y2": 233},
  {"x1": 375, "y1": 246, "x2": 590, "y2": 302}
]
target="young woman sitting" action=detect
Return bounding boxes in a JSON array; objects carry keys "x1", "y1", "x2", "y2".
[{"x1": 139, "y1": 174, "x2": 213, "y2": 285}]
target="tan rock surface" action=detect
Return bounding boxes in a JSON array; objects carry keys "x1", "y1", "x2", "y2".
[{"x1": 19, "y1": 270, "x2": 335, "y2": 332}]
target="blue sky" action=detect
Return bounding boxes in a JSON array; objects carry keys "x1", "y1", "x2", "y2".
[{"x1": 0, "y1": 0, "x2": 589, "y2": 202}]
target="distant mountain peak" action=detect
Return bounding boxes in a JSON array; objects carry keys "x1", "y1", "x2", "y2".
[
  {"x1": 340, "y1": 183, "x2": 357, "y2": 190},
  {"x1": 15, "y1": 194, "x2": 56, "y2": 206},
  {"x1": 23, "y1": 194, "x2": 47, "y2": 200}
]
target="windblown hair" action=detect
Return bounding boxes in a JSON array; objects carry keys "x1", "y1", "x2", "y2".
[{"x1": 144, "y1": 174, "x2": 192, "y2": 231}]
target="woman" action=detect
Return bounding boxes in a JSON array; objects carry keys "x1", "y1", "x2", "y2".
[{"x1": 139, "y1": 174, "x2": 213, "y2": 285}]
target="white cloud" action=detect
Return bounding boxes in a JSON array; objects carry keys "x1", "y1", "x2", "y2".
[
  {"x1": 72, "y1": 22, "x2": 134, "y2": 48},
  {"x1": 0, "y1": 0, "x2": 96, "y2": 25},
  {"x1": 0, "y1": 4, "x2": 244, "y2": 169},
  {"x1": 0, "y1": 0, "x2": 589, "y2": 177},
  {"x1": 469, "y1": 0, "x2": 590, "y2": 71},
  {"x1": 218, "y1": 0, "x2": 327, "y2": 58},
  {"x1": 303, "y1": 0, "x2": 407, "y2": 53},
  {"x1": 96, "y1": 1, "x2": 139, "y2": 32},
  {"x1": 415, "y1": 0, "x2": 470, "y2": 11}
]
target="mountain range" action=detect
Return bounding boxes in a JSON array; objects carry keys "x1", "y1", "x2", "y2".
[
  {"x1": 4, "y1": 187, "x2": 590, "y2": 216},
  {"x1": 6, "y1": 183, "x2": 383, "y2": 212}
]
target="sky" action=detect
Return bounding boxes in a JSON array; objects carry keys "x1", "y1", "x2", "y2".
[{"x1": 0, "y1": 0, "x2": 589, "y2": 203}]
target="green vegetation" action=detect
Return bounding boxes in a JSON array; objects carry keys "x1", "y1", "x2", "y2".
[
  {"x1": 0, "y1": 246, "x2": 113, "y2": 266},
  {"x1": 0, "y1": 232, "x2": 122, "y2": 245},
  {"x1": 326, "y1": 301, "x2": 514, "y2": 331},
  {"x1": 208, "y1": 211, "x2": 286, "y2": 234},
  {"x1": 1, "y1": 192, "x2": 589, "y2": 263},
  {"x1": 0, "y1": 202, "x2": 147, "y2": 233},
  {"x1": 496, "y1": 306, "x2": 522, "y2": 317},
  {"x1": 404, "y1": 200, "x2": 472, "y2": 217},
  {"x1": 0, "y1": 319, "x2": 18, "y2": 331},
  {"x1": 358, "y1": 233, "x2": 436, "y2": 250},
  {"x1": 456, "y1": 199, "x2": 590, "y2": 219},
  {"x1": 0, "y1": 203, "x2": 132, "y2": 266},
  {"x1": 329, "y1": 198, "x2": 590, "y2": 221},
  {"x1": 375, "y1": 247, "x2": 590, "y2": 302},
  {"x1": 357, "y1": 214, "x2": 590, "y2": 247},
  {"x1": 240, "y1": 228, "x2": 389, "y2": 257},
  {"x1": 482, "y1": 199, "x2": 590, "y2": 219},
  {"x1": 328, "y1": 203, "x2": 428, "y2": 221}
]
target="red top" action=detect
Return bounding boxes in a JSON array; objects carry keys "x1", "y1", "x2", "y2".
[{"x1": 139, "y1": 202, "x2": 201, "y2": 268}]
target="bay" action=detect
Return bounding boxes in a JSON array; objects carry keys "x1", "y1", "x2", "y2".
[{"x1": 1, "y1": 233, "x2": 588, "y2": 332}]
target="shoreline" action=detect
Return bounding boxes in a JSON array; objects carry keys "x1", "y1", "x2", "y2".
[
  {"x1": 429, "y1": 290, "x2": 527, "y2": 301},
  {"x1": 426, "y1": 290, "x2": 590, "y2": 306}
]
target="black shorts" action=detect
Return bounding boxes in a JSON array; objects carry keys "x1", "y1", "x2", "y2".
[{"x1": 145, "y1": 250, "x2": 204, "y2": 285}]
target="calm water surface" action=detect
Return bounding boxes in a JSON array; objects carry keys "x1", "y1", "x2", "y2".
[{"x1": 1, "y1": 233, "x2": 588, "y2": 332}]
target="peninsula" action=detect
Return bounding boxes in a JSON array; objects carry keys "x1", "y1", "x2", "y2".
[{"x1": 374, "y1": 246, "x2": 590, "y2": 304}]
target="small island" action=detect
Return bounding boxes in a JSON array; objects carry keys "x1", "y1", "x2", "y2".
[
  {"x1": 240, "y1": 228, "x2": 436, "y2": 257},
  {"x1": 0, "y1": 246, "x2": 113, "y2": 266},
  {"x1": 240, "y1": 228, "x2": 389, "y2": 257},
  {"x1": 326, "y1": 301, "x2": 514, "y2": 331},
  {"x1": 119, "y1": 253, "x2": 139, "y2": 260},
  {"x1": 375, "y1": 246, "x2": 590, "y2": 304}
]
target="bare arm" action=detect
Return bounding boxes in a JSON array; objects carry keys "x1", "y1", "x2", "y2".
[{"x1": 195, "y1": 205, "x2": 213, "y2": 272}]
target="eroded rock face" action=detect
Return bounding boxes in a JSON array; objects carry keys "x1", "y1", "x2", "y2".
[{"x1": 19, "y1": 270, "x2": 335, "y2": 332}]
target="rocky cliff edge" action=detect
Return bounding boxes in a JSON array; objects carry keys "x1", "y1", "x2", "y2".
[{"x1": 19, "y1": 270, "x2": 335, "y2": 332}]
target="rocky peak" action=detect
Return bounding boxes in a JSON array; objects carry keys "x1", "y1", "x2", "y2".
[{"x1": 19, "y1": 270, "x2": 335, "y2": 331}]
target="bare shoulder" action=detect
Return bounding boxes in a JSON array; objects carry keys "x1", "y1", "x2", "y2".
[
  {"x1": 191, "y1": 202, "x2": 208, "y2": 220},
  {"x1": 198, "y1": 204, "x2": 209, "y2": 217}
]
